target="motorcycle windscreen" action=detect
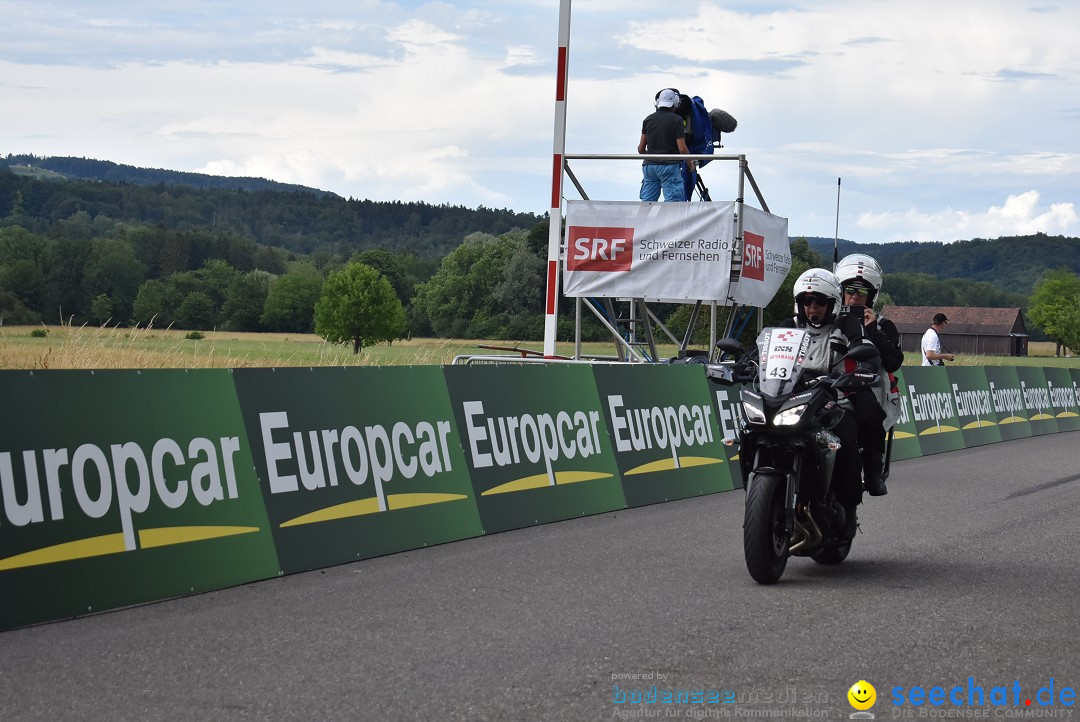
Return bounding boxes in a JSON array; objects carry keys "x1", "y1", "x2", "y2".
[{"x1": 755, "y1": 328, "x2": 812, "y2": 398}]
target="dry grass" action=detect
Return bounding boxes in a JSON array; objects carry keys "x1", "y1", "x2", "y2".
[
  {"x1": 4, "y1": 322, "x2": 1074, "y2": 370},
  {"x1": 0, "y1": 323, "x2": 633, "y2": 370}
]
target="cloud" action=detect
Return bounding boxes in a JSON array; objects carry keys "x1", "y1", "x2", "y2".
[
  {"x1": 856, "y1": 191, "x2": 1079, "y2": 242},
  {"x1": 3, "y1": 0, "x2": 1080, "y2": 241}
]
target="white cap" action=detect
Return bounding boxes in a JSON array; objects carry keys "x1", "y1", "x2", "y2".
[{"x1": 656, "y1": 88, "x2": 679, "y2": 108}]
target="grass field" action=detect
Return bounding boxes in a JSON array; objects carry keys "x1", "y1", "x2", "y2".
[{"x1": 0, "y1": 324, "x2": 1076, "y2": 370}]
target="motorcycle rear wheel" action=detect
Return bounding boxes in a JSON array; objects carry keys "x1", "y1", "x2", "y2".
[{"x1": 743, "y1": 473, "x2": 789, "y2": 584}]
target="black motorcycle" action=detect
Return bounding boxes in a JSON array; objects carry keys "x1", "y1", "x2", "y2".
[{"x1": 707, "y1": 327, "x2": 880, "y2": 584}]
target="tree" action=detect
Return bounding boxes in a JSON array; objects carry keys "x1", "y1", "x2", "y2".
[
  {"x1": 132, "y1": 279, "x2": 180, "y2": 327},
  {"x1": 261, "y1": 263, "x2": 323, "y2": 332},
  {"x1": 314, "y1": 262, "x2": 407, "y2": 353},
  {"x1": 1028, "y1": 268, "x2": 1080, "y2": 355},
  {"x1": 90, "y1": 293, "x2": 113, "y2": 324},
  {"x1": 83, "y1": 237, "x2": 147, "y2": 323},
  {"x1": 411, "y1": 232, "x2": 521, "y2": 338},
  {"x1": 221, "y1": 271, "x2": 271, "y2": 331},
  {"x1": 175, "y1": 291, "x2": 217, "y2": 330}
]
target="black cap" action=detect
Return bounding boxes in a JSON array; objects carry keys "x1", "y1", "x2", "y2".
[{"x1": 933, "y1": 313, "x2": 949, "y2": 324}]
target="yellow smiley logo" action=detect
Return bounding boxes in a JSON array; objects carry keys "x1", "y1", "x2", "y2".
[{"x1": 848, "y1": 680, "x2": 877, "y2": 710}]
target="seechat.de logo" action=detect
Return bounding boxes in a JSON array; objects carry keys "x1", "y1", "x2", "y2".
[
  {"x1": 742, "y1": 231, "x2": 765, "y2": 281},
  {"x1": 566, "y1": 226, "x2": 634, "y2": 272}
]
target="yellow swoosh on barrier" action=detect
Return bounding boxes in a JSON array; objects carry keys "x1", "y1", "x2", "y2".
[
  {"x1": 0, "y1": 533, "x2": 126, "y2": 571},
  {"x1": 389, "y1": 493, "x2": 468, "y2": 510},
  {"x1": 1000, "y1": 416, "x2": 1027, "y2": 424},
  {"x1": 280, "y1": 493, "x2": 467, "y2": 527},
  {"x1": 1030, "y1": 413, "x2": 1055, "y2": 420},
  {"x1": 482, "y1": 470, "x2": 613, "y2": 496},
  {"x1": 962, "y1": 420, "x2": 998, "y2": 430},
  {"x1": 139, "y1": 525, "x2": 260, "y2": 548},
  {"x1": 919, "y1": 425, "x2": 960, "y2": 435},
  {"x1": 893, "y1": 430, "x2": 916, "y2": 439},
  {"x1": 624, "y1": 456, "x2": 724, "y2": 475},
  {"x1": 0, "y1": 526, "x2": 264, "y2": 571},
  {"x1": 1057, "y1": 411, "x2": 1079, "y2": 418}
]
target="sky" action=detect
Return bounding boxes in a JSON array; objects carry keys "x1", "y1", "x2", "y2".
[{"x1": 2, "y1": 0, "x2": 1078, "y2": 245}]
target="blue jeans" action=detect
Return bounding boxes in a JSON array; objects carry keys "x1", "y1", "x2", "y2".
[{"x1": 640, "y1": 163, "x2": 686, "y2": 202}]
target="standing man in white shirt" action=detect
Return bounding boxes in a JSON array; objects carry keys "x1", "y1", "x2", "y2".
[{"x1": 921, "y1": 313, "x2": 955, "y2": 365}]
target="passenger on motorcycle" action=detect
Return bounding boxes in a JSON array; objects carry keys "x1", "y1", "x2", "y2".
[
  {"x1": 834, "y1": 254, "x2": 904, "y2": 497},
  {"x1": 780, "y1": 268, "x2": 864, "y2": 540}
]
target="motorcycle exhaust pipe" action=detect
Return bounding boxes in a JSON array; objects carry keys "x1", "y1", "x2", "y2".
[{"x1": 789, "y1": 505, "x2": 822, "y2": 554}]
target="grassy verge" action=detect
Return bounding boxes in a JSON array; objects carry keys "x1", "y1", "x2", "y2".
[
  {"x1": 0, "y1": 324, "x2": 670, "y2": 369},
  {"x1": 1, "y1": 325, "x2": 1076, "y2": 370}
]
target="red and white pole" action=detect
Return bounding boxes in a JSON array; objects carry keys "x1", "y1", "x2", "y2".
[{"x1": 543, "y1": 0, "x2": 572, "y2": 358}]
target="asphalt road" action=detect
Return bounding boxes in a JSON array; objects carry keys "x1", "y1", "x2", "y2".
[{"x1": 2, "y1": 433, "x2": 1079, "y2": 721}]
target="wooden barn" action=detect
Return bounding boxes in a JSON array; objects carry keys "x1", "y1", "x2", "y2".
[{"x1": 879, "y1": 306, "x2": 1028, "y2": 357}]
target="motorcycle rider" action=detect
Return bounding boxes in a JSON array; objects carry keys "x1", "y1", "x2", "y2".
[
  {"x1": 834, "y1": 254, "x2": 904, "y2": 496},
  {"x1": 780, "y1": 268, "x2": 868, "y2": 540}
]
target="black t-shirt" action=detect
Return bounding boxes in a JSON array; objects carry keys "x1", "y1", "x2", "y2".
[{"x1": 640, "y1": 109, "x2": 684, "y2": 164}]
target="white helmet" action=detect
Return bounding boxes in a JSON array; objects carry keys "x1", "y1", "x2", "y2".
[
  {"x1": 793, "y1": 268, "x2": 842, "y2": 327},
  {"x1": 835, "y1": 253, "x2": 883, "y2": 305}
]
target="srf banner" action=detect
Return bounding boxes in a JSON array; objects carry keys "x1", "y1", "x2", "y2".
[
  {"x1": 729, "y1": 205, "x2": 792, "y2": 308},
  {"x1": 563, "y1": 200, "x2": 735, "y2": 301}
]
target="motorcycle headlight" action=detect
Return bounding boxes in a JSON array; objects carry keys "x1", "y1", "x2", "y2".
[
  {"x1": 774, "y1": 403, "x2": 809, "y2": 427},
  {"x1": 742, "y1": 398, "x2": 766, "y2": 424}
]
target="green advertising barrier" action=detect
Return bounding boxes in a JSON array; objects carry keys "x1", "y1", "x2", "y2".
[
  {"x1": 889, "y1": 370, "x2": 923, "y2": 462},
  {"x1": 593, "y1": 364, "x2": 735, "y2": 506},
  {"x1": 897, "y1": 367, "x2": 965, "y2": 455},
  {"x1": 705, "y1": 381, "x2": 746, "y2": 488},
  {"x1": 442, "y1": 364, "x2": 626, "y2": 533},
  {"x1": 1072, "y1": 369, "x2": 1080, "y2": 427},
  {"x1": 983, "y1": 366, "x2": 1033, "y2": 441},
  {"x1": 944, "y1": 367, "x2": 1003, "y2": 448},
  {"x1": 1016, "y1": 367, "x2": 1060, "y2": 436},
  {"x1": 0, "y1": 369, "x2": 279, "y2": 631},
  {"x1": 232, "y1": 367, "x2": 484, "y2": 574},
  {"x1": 1042, "y1": 367, "x2": 1080, "y2": 432},
  {"x1": 6, "y1": 361, "x2": 1080, "y2": 632}
]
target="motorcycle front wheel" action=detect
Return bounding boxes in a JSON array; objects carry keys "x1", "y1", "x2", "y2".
[{"x1": 743, "y1": 473, "x2": 790, "y2": 584}]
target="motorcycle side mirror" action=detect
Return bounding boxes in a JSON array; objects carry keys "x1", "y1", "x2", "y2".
[{"x1": 715, "y1": 338, "x2": 745, "y2": 357}]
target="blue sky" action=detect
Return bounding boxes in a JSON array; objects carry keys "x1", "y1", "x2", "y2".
[{"x1": 2, "y1": 0, "x2": 1078, "y2": 245}]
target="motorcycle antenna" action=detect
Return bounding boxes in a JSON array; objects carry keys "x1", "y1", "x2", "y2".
[{"x1": 832, "y1": 177, "x2": 841, "y2": 272}]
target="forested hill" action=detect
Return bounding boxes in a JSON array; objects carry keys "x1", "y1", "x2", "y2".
[
  {"x1": 0, "y1": 156, "x2": 543, "y2": 257},
  {"x1": 807, "y1": 235, "x2": 1080, "y2": 295},
  {"x1": 6, "y1": 154, "x2": 331, "y2": 197}
]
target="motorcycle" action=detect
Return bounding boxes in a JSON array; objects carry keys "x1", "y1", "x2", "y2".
[{"x1": 706, "y1": 327, "x2": 881, "y2": 584}]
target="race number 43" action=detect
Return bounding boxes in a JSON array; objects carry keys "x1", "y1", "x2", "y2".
[{"x1": 566, "y1": 226, "x2": 635, "y2": 272}]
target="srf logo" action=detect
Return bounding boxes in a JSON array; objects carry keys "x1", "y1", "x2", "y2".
[
  {"x1": 567, "y1": 226, "x2": 634, "y2": 272},
  {"x1": 742, "y1": 231, "x2": 765, "y2": 281}
]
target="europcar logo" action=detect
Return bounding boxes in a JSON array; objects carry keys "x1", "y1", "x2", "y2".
[
  {"x1": 258, "y1": 410, "x2": 466, "y2": 525},
  {"x1": 566, "y1": 225, "x2": 635, "y2": 272},
  {"x1": 461, "y1": 400, "x2": 613, "y2": 494},
  {"x1": 606, "y1": 394, "x2": 722, "y2": 475},
  {"x1": 0, "y1": 435, "x2": 255, "y2": 571}
]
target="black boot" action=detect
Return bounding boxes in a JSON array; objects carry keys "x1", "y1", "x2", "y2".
[{"x1": 862, "y1": 448, "x2": 888, "y2": 496}]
